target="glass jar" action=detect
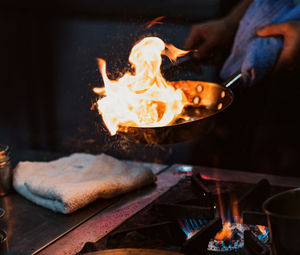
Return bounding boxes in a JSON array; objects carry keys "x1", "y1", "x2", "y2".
[{"x1": 0, "y1": 144, "x2": 12, "y2": 196}]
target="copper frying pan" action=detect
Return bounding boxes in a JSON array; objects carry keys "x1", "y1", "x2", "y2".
[{"x1": 116, "y1": 72, "x2": 242, "y2": 144}]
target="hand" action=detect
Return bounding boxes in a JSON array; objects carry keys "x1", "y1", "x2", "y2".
[
  {"x1": 184, "y1": 18, "x2": 237, "y2": 66},
  {"x1": 257, "y1": 21, "x2": 300, "y2": 72}
]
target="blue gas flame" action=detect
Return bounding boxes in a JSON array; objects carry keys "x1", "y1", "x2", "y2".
[
  {"x1": 178, "y1": 218, "x2": 208, "y2": 239},
  {"x1": 179, "y1": 217, "x2": 270, "y2": 252}
]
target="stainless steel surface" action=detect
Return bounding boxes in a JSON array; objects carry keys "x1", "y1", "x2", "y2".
[
  {"x1": 39, "y1": 165, "x2": 182, "y2": 255},
  {"x1": 0, "y1": 158, "x2": 167, "y2": 255},
  {"x1": 175, "y1": 164, "x2": 300, "y2": 187},
  {"x1": 1, "y1": 191, "x2": 117, "y2": 254},
  {"x1": 0, "y1": 144, "x2": 12, "y2": 196}
]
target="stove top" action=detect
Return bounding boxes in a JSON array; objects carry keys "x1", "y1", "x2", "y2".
[{"x1": 77, "y1": 167, "x2": 291, "y2": 255}]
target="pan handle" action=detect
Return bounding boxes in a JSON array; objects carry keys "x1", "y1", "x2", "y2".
[
  {"x1": 161, "y1": 52, "x2": 197, "y2": 79},
  {"x1": 222, "y1": 71, "x2": 243, "y2": 89}
]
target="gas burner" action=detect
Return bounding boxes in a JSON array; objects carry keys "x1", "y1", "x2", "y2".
[
  {"x1": 208, "y1": 222, "x2": 245, "y2": 252},
  {"x1": 180, "y1": 219, "x2": 270, "y2": 253},
  {"x1": 79, "y1": 171, "x2": 291, "y2": 255}
]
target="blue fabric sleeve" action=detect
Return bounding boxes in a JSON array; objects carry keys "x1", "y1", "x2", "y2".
[{"x1": 220, "y1": 0, "x2": 300, "y2": 86}]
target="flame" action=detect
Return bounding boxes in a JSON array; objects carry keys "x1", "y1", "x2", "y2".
[
  {"x1": 145, "y1": 16, "x2": 165, "y2": 29},
  {"x1": 93, "y1": 37, "x2": 189, "y2": 135},
  {"x1": 256, "y1": 225, "x2": 269, "y2": 242},
  {"x1": 216, "y1": 182, "x2": 225, "y2": 220},
  {"x1": 257, "y1": 225, "x2": 267, "y2": 236},
  {"x1": 214, "y1": 197, "x2": 242, "y2": 240},
  {"x1": 164, "y1": 44, "x2": 190, "y2": 62},
  {"x1": 215, "y1": 221, "x2": 233, "y2": 240},
  {"x1": 230, "y1": 195, "x2": 242, "y2": 225},
  {"x1": 214, "y1": 190, "x2": 242, "y2": 242}
]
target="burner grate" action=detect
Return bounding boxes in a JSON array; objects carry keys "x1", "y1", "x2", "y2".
[{"x1": 79, "y1": 173, "x2": 292, "y2": 255}]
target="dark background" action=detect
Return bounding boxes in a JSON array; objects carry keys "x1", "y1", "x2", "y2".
[{"x1": 1, "y1": 0, "x2": 300, "y2": 177}]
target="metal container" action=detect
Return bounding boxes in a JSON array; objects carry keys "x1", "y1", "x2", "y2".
[
  {"x1": 263, "y1": 188, "x2": 300, "y2": 255},
  {"x1": 0, "y1": 229, "x2": 8, "y2": 254},
  {"x1": 0, "y1": 144, "x2": 12, "y2": 196},
  {"x1": 0, "y1": 208, "x2": 7, "y2": 254}
]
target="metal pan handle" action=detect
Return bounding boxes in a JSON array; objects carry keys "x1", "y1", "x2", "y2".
[
  {"x1": 222, "y1": 71, "x2": 243, "y2": 89},
  {"x1": 161, "y1": 53, "x2": 197, "y2": 79}
]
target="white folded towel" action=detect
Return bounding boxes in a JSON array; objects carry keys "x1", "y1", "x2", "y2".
[{"x1": 13, "y1": 153, "x2": 156, "y2": 214}]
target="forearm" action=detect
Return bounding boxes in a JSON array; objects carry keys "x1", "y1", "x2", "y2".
[{"x1": 184, "y1": 0, "x2": 254, "y2": 62}]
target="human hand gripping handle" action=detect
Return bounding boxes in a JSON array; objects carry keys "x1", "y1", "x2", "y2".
[
  {"x1": 184, "y1": 0, "x2": 253, "y2": 72},
  {"x1": 162, "y1": 18, "x2": 237, "y2": 78},
  {"x1": 184, "y1": 19, "x2": 236, "y2": 66},
  {"x1": 257, "y1": 21, "x2": 300, "y2": 72}
]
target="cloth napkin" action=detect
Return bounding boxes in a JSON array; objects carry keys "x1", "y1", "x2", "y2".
[
  {"x1": 13, "y1": 153, "x2": 156, "y2": 214},
  {"x1": 220, "y1": 0, "x2": 300, "y2": 86}
]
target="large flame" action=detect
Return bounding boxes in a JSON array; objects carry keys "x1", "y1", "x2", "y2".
[
  {"x1": 214, "y1": 188, "x2": 243, "y2": 242},
  {"x1": 93, "y1": 37, "x2": 189, "y2": 135}
]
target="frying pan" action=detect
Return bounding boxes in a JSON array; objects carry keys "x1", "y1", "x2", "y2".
[{"x1": 116, "y1": 72, "x2": 243, "y2": 144}]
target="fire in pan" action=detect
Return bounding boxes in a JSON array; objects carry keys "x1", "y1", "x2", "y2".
[
  {"x1": 93, "y1": 37, "x2": 242, "y2": 144},
  {"x1": 117, "y1": 73, "x2": 241, "y2": 144}
]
